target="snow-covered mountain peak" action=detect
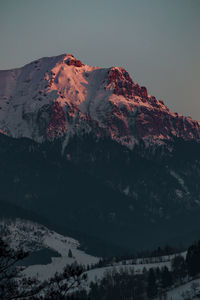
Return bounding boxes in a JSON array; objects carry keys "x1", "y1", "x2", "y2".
[{"x1": 0, "y1": 54, "x2": 200, "y2": 148}]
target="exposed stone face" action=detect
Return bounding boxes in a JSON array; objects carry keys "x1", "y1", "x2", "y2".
[
  {"x1": 103, "y1": 65, "x2": 200, "y2": 144},
  {"x1": 107, "y1": 111, "x2": 130, "y2": 139},
  {"x1": 37, "y1": 104, "x2": 51, "y2": 138},
  {"x1": 135, "y1": 106, "x2": 200, "y2": 141},
  {"x1": 106, "y1": 67, "x2": 150, "y2": 100},
  {"x1": 106, "y1": 67, "x2": 136, "y2": 98},
  {"x1": 65, "y1": 57, "x2": 83, "y2": 67},
  {"x1": 44, "y1": 60, "x2": 200, "y2": 146},
  {"x1": 140, "y1": 86, "x2": 148, "y2": 98},
  {"x1": 46, "y1": 102, "x2": 66, "y2": 140}
]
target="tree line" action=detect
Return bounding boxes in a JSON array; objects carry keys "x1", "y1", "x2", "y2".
[{"x1": 1, "y1": 237, "x2": 200, "y2": 299}]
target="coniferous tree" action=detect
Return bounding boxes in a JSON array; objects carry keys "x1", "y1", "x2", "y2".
[
  {"x1": 171, "y1": 255, "x2": 186, "y2": 282},
  {"x1": 147, "y1": 268, "x2": 157, "y2": 299},
  {"x1": 68, "y1": 249, "x2": 73, "y2": 258},
  {"x1": 186, "y1": 241, "x2": 200, "y2": 277},
  {"x1": 161, "y1": 266, "x2": 172, "y2": 288}
]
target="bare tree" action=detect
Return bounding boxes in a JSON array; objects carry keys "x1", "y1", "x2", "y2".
[{"x1": 43, "y1": 264, "x2": 87, "y2": 299}]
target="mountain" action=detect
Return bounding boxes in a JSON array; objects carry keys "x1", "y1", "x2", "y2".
[
  {"x1": 1, "y1": 54, "x2": 200, "y2": 255},
  {"x1": 0, "y1": 53, "x2": 199, "y2": 145}
]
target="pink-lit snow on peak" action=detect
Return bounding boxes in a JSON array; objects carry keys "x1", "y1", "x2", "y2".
[{"x1": 0, "y1": 53, "x2": 200, "y2": 149}]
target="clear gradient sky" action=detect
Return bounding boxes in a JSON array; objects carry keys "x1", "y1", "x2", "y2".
[{"x1": 0, "y1": 0, "x2": 200, "y2": 120}]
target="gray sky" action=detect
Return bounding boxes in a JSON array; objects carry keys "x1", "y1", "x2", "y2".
[{"x1": 0, "y1": 0, "x2": 200, "y2": 120}]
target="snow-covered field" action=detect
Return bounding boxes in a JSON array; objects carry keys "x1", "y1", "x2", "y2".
[
  {"x1": 0, "y1": 218, "x2": 99, "y2": 280},
  {"x1": 84, "y1": 251, "x2": 188, "y2": 286},
  {"x1": 86, "y1": 261, "x2": 171, "y2": 285},
  {"x1": 115, "y1": 251, "x2": 187, "y2": 267},
  {"x1": 23, "y1": 228, "x2": 99, "y2": 280},
  {"x1": 1, "y1": 217, "x2": 195, "y2": 299},
  {"x1": 0, "y1": 218, "x2": 186, "y2": 283}
]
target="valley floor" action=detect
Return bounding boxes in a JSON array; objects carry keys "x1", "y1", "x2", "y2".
[{"x1": 2, "y1": 218, "x2": 200, "y2": 300}]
